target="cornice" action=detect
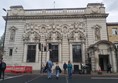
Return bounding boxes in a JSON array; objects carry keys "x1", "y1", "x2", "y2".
[{"x1": 3, "y1": 14, "x2": 108, "y2": 20}]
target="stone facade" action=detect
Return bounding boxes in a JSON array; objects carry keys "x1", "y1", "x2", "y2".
[
  {"x1": 3, "y1": 3, "x2": 117, "y2": 72},
  {"x1": 107, "y1": 23, "x2": 118, "y2": 72}
]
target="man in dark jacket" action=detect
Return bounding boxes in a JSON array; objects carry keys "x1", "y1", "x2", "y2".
[
  {"x1": 0, "y1": 58, "x2": 6, "y2": 80},
  {"x1": 63, "y1": 62, "x2": 67, "y2": 74}
]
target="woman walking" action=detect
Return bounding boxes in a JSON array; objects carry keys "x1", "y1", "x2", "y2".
[
  {"x1": 67, "y1": 60, "x2": 72, "y2": 79},
  {"x1": 55, "y1": 62, "x2": 61, "y2": 80}
]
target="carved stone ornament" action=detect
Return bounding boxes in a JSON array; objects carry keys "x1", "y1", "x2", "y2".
[
  {"x1": 63, "y1": 26, "x2": 68, "y2": 33},
  {"x1": 24, "y1": 23, "x2": 39, "y2": 32},
  {"x1": 22, "y1": 31, "x2": 40, "y2": 42},
  {"x1": 91, "y1": 6, "x2": 99, "y2": 13},
  {"x1": 46, "y1": 31, "x2": 62, "y2": 40},
  {"x1": 68, "y1": 30, "x2": 85, "y2": 41}
]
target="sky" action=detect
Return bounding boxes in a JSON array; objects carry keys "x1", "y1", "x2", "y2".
[{"x1": 0, "y1": 0, "x2": 118, "y2": 37}]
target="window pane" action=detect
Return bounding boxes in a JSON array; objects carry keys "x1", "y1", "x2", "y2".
[
  {"x1": 72, "y1": 45, "x2": 82, "y2": 62},
  {"x1": 9, "y1": 49, "x2": 13, "y2": 56},
  {"x1": 112, "y1": 28, "x2": 117, "y2": 35},
  {"x1": 50, "y1": 45, "x2": 58, "y2": 62},
  {"x1": 27, "y1": 45, "x2": 36, "y2": 62}
]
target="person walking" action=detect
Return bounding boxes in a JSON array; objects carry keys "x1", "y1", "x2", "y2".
[
  {"x1": 67, "y1": 60, "x2": 72, "y2": 79},
  {"x1": 55, "y1": 62, "x2": 61, "y2": 80},
  {"x1": 0, "y1": 58, "x2": 6, "y2": 80},
  {"x1": 63, "y1": 62, "x2": 67, "y2": 74},
  {"x1": 107, "y1": 63, "x2": 112, "y2": 73},
  {"x1": 47, "y1": 59, "x2": 53, "y2": 79}
]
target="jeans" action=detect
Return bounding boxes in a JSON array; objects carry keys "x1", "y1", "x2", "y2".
[
  {"x1": 68, "y1": 70, "x2": 72, "y2": 78},
  {"x1": 56, "y1": 70, "x2": 60, "y2": 77},
  {"x1": 47, "y1": 69, "x2": 52, "y2": 78}
]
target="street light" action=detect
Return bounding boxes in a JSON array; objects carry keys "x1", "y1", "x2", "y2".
[{"x1": 3, "y1": 8, "x2": 8, "y2": 58}]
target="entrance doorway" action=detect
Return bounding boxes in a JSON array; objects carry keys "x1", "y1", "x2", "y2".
[
  {"x1": 99, "y1": 55, "x2": 109, "y2": 71},
  {"x1": 73, "y1": 65, "x2": 79, "y2": 74}
]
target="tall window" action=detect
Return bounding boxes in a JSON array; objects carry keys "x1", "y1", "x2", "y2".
[
  {"x1": 50, "y1": 44, "x2": 58, "y2": 62},
  {"x1": 9, "y1": 48, "x2": 13, "y2": 56},
  {"x1": 72, "y1": 45, "x2": 82, "y2": 62},
  {"x1": 27, "y1": 45, "x2": 36, "y2": 62},
  {"x1": 112, "y1": 28, "x2": 118, "y2": 35}
]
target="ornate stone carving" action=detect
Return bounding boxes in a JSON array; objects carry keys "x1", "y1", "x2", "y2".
[
  {"x1": 91, "y1": 6, "x2": 100, "y2": 14},
  {"x1": 68, "y1": 30, "x2": 85, "y2": 41},
  {"x1": 22, "y1": 32, "x2": 29, "y2": 41},
  {"x1": 23, "y1": 31, "x2": 40, "y2": 42},
  {"x1": 24, "y1": 23, "x2": 39, "y2": 32},
  {"x1": 60, "y1": 24, "x2": 69, "y2": 33},
  {"x1": 23, "y1": 23, "x2": 41, "y2": 42},
  {"x1": 46, "y1": 31, "x2": 62, "y2": 41},
  {"x1": 39, "y1": 24, "x2": 48, "y2": 33}
]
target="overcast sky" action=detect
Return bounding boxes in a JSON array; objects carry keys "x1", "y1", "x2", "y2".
[{"x1": 0, "y1": 0, "x2": 118, "y2": 37}]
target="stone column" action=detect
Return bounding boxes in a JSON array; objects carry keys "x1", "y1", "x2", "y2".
[
  {"x1": 59, "y1": 43, "x2": 62, "y2": 62},
  {"x1": 70, "y1": 43, "x2": 72, "y2": 62},
  {"x1": 91, "y1": 51, "x2": 96, "y2": 71},
  {"x1": 95, "y1": 51, "x2": 99, "y2": 71},
  {"x1": 112, "y1": 51, "x2": 117, "y2": 72},
  {"x1": 62, "y1": 35, "x2": 69, "y2": 63},
  {"x1": 82, "y1": 43, "x2": 85, "y2": 64},
  {"x1": 23, "y1": 44, "x2": 27, "y2": 62},
  {"x1": 35, "y1": 44, "x2": 39, "y2": 62},
  {"x1": 47, "y1": 50, "x2": 50, "y2": 61}
]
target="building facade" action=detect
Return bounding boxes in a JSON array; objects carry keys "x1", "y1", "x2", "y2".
[
  {"x1": 107, "y1": 23, "x2": 118, "y2": 71},
  {"x1": 3, "y1": 3, "x2": 117, "y2": 72}
]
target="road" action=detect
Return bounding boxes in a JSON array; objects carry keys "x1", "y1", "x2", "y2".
[{"x1": 0, "y1": 74, "x2": 118, "y2": 83}]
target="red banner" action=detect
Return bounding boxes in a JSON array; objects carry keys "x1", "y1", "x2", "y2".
[
  {"x1": 5, "y1": 66, "x2": 13, "y2": 73},
  {"x1": 5, "y1": 66, "x2": 32, "y2": 73}
]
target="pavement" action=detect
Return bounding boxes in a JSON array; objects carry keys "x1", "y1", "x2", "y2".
[{"x1": 0, "y1": 72, "x2": 118, "y2": 83}]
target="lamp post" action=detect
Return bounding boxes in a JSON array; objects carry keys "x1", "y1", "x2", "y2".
[
  {"x1": 3, "y1": 8, "x2": 8, "y2": 55},
  {"x1": 39, "y1": 43, "x2": 52, "y2": 73}
]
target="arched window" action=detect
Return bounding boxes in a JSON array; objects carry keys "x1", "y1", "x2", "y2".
[{"x1": 9, "y1": 26, "x2": 17, "y2": 42}]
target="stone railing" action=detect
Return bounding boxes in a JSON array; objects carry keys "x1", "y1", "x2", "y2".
[{"x1": 25, "y1": 8, "x2": 85, "y2": 15}]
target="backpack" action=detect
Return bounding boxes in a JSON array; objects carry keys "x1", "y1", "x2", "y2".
[{"x1": 1, "y1": 62, "x2": 6, "y2": 69}]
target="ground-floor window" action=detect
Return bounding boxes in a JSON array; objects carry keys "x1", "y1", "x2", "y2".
[
  {"x1": 72, "y1": 44, "x2": 82, "y2": 62},
  {"x1": 27, "y1": 45, "x2": 36, "y2": 62},
  {"x1": 50, "y1": 44, "x2": 58, "y2": 62}
]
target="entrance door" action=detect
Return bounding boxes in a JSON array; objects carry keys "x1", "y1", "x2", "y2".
[
  {"x1": 50, "y1": 44, "x2": 58, "y2": 62},
  {"x1": 73, "y1": 65, "x2": 79, "y2": 74},
  {"x1": 99, "y1": 55, "x2": 109, "y2": 71}
]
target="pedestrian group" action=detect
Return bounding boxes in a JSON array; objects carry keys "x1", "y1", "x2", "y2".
[{"x1": 43, "y1": 59, "x2": 72, "y2": 79}]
